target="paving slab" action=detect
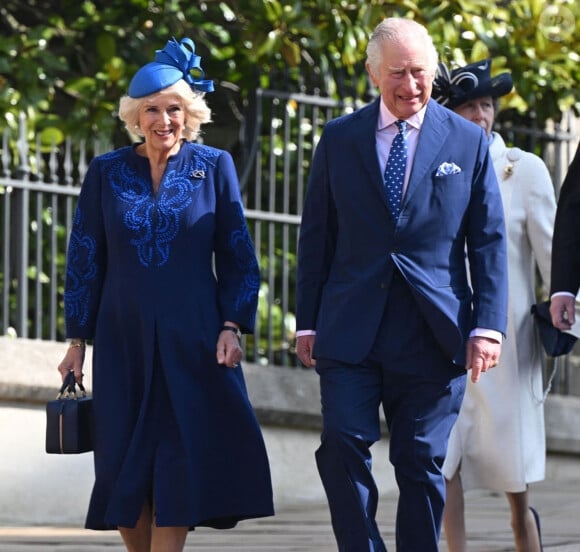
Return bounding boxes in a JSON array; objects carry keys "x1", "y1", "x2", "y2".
[{"x1": 1, "y1": 469, "x2": 580, "y2": 551}]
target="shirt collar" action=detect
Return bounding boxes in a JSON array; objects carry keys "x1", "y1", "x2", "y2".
[{"x1": 377, "y1": 99, "x2": 426, "y2": 131}]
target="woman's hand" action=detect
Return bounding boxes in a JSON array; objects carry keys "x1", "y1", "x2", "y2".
[
  {"x1": 57, "y1": 340, "x2": 86, "y2": 384},
  {"x1": 216, "y1": 324, "x2": 243, "y2": 368}
]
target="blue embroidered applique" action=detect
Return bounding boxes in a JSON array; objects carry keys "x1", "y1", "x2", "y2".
[
  {"x1": 107, "y1": 147, "x2": 219, "y2": 267},
  {"x1": 65, "y1": 207, "x2": 98, "y2": 327},
  {"x1": 230, "y1": 203, "x2": 260, "y2": 312}
]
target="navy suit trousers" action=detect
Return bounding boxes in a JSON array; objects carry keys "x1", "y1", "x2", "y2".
[{"x1": 315, "y1": 274, "x2": 466, "y2": 551}]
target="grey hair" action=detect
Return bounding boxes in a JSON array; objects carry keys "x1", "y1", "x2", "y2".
[
  {"x1": 118, "y1": 79, "x2": 212, "y2": 142},
  {"x1": 366, "y1": 18, "x2": 439, "y2": 76}
]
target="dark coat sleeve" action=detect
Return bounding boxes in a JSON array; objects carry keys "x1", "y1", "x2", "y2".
[
  {"x1": 550, "y1": 143, "x2": 580, "y2": 295},
  {"x1": 64, "y1": 157, "x2": 107, "y2": 338}
]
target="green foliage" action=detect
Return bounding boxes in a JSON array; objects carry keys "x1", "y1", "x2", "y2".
[
  {"x1": 427, "y1": 0, "x2": 580, "y2": 125},
  {"x1": 1, "y1": 0, "x2": 577, "y2": 143},
  {"x1": 248, "y1": 281, "x2": 296, "y2": 364},
  {"x1": 1, "y1": 0, "x2": 578, "y2": 350}
]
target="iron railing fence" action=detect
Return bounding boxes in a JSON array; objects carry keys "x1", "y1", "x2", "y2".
[
  {"x1": 0, "y1": 114, "x2": 111, "y2": 342},
  {"x1": 0, "y1": 92, "x2": 357, "y2": 369},
  {"x1": 241, "y1": 89, "x2": 359, "y2": 366},
  {"x1": 0, "y1": 92, "x2": 579, "y2": 388}
]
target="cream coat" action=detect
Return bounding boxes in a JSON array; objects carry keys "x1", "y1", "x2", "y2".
[{"x1": 443, "y1": 132, "x2": 556, "y2": 492}]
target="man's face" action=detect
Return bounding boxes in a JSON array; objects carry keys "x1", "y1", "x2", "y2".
[{"x1": 366, "y1": 38, "x2": 435, "y2": 119}]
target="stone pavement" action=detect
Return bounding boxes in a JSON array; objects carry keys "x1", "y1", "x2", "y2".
[
  {"x1": 1, "y1": 457, "x2": 580, "y2": 552},
  {"x1": 2, "y1": 338, "x2": 580, "y2": 551}
]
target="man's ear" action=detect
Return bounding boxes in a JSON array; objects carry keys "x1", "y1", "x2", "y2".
[{"x1": 365, "y1": 62, "x2": 378, "y2": 87}]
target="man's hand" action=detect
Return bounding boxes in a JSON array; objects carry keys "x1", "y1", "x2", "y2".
[
  {"x1": 465, "y1": 336, "x2": 501, "y2": 383},
  {"x1": 550, "y1": 295, "x2": 575, "y2": 331},
  {"x1": 296, "y1": 335, "x2": 316, "y2": 368}
]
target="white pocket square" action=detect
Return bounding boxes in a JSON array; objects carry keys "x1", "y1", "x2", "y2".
[{"x1": 436, "y1": 162, "x2": 462, "y2": 176}]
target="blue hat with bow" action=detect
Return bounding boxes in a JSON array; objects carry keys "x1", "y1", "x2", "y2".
[{"x1": 128, "y1": 37, "x2": 214, "y2": 98}]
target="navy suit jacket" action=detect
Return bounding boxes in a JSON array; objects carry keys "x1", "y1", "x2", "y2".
[{"x1": 296, "y1": 98, "x2": 508, "y2": 367}]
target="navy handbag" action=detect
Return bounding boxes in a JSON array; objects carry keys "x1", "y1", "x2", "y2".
[
  {"x1": 531, "y1": 300, "x2": 577, "y2": 358},
  {"x1": 45, "y1": 371, "x2": 93, "y2": 454}
]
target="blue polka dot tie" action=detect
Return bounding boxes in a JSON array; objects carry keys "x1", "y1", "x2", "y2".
[{"x1": 384, "y1": 120, "x2": 408, "y2": 220}]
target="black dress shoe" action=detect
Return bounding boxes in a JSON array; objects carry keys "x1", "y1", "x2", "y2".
[{"x1": 530, "y1": 507, "x2": 543, "y2": 551}]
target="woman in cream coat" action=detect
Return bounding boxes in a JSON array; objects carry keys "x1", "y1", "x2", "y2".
[{"x1": 433, "y1": 59, "x2": 555, "y2": 552}]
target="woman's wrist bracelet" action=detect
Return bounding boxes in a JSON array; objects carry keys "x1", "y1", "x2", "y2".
[
  {"x1": 221, "y1": 325, "x2": 242, "y2": 340},
  {"x1": 68, "y1": 339, "x2": 86, "y2": 349}
]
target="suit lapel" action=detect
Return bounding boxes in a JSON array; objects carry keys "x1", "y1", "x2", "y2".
[{"x1": 403, "y1": 100, "x2": 450, "y2": 209}]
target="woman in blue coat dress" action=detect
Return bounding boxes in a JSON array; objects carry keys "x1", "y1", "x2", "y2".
[{"x1": 57, "y1": 37, "x2": 274, "y2": 551}]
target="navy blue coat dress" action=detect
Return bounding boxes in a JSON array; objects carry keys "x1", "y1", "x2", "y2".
[{"x1": 64, "y1": 142, "x2": 274, "y2": 530}]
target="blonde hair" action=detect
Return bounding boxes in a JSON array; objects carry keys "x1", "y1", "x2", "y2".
[
  {"x1": 118, "y1": 79, "x2": 212, "y2": 141},
  {"x1": 366, "y1": 18, "x2": 438, "y2": 76}
]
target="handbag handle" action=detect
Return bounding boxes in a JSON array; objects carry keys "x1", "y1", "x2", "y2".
[{"x1": 56, "y1": 371, "x2": 87, "y2": 399}]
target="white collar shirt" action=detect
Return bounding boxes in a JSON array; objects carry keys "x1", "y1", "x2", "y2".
[{"x1": 375, "y1": 100, "x2": 426, "y2": 196}]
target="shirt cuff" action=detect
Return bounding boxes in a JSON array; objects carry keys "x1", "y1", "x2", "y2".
[
  {"x1": 469, "y1": 328, "x2": 503, "y2": 343},
  {"x1": 296, "y1": 329, "x2": 316, "y2": 337}
]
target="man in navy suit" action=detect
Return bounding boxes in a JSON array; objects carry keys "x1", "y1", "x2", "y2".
[{"x1": 295, "y1": 18, "x2": 508, "y2": 551}]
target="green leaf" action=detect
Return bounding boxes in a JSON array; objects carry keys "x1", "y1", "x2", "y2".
[{"x1": 39, "y1": 127, "x2": 65, "y2": 149}]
